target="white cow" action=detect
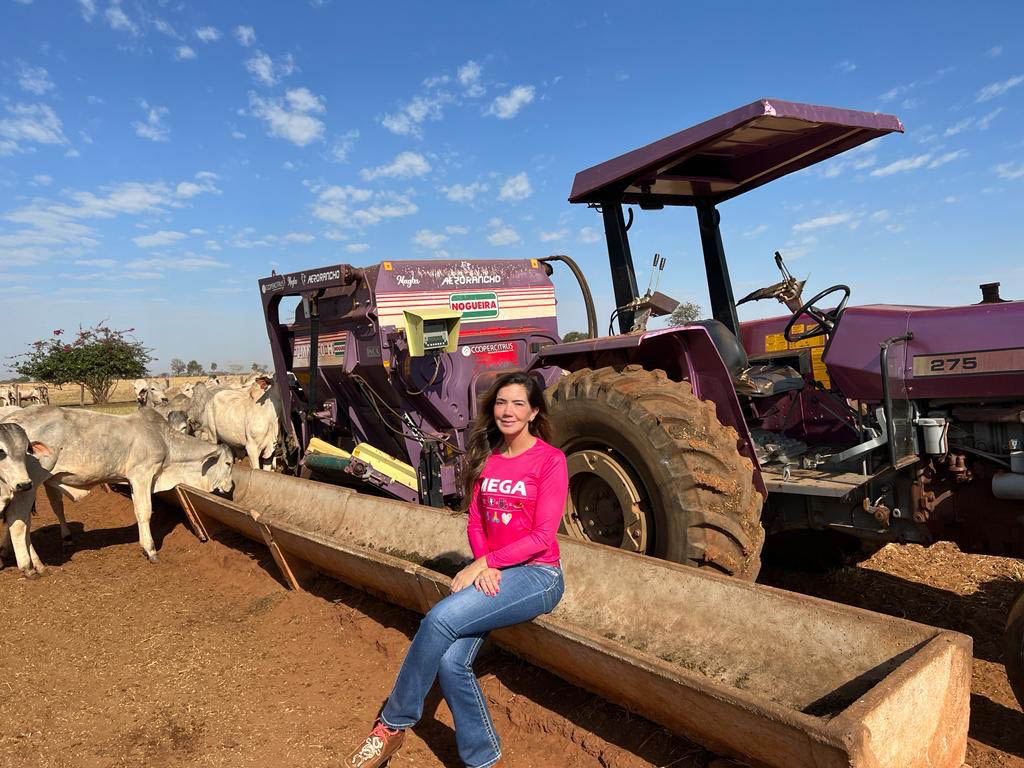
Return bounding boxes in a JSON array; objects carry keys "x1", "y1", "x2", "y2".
[
  {"x1": 0, "y1": 422, "x2": 47, "y2": 508},
  {"x1": 20, "y1": 385, "x2": 48, "y2": 405},
  {"x1": 0, "y1": 421, "x2": 51, "y2": 574},
  {"x1": 0, "y1": 385, "x2": 16, "y2": 407},
  {"x1": 199, "y1": 378, "x2": 282, "y2": 470},
  {"x1": 1, "y1": 405, "x2": 234, "y2": 575}
]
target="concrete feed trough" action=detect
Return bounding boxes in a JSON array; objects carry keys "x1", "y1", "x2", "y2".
[{"x1": 174, "y1": 467, "x2": 971, "y2": 768}]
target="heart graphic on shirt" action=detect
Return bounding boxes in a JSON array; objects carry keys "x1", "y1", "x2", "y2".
[{"x1": 501, "y1": 512, "x2": 512, "y2": 525}]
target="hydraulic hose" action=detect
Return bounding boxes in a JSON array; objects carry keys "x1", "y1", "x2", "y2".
[{"x1": 540, "y1": 254, "x2": 598, "y2": 339}]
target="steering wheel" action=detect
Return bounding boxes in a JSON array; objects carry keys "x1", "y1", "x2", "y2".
[{"x1": 783, "y1": 284, "x2": 850, "y2": 343}]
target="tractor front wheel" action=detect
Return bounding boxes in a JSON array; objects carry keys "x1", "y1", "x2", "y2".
[
  {"x1": 1005, "y1": 588, "x2": 1024, "y2": 709},
  {"x1": 546, "y1": 366, "x2": 764, "y2": 580}
]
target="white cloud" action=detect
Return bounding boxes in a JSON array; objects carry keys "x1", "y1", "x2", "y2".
[
  {"x1": 995, "y1": 162, "x2": 1024, "y2": 180},
  {"x1": 132, "y1": 101, "x2": 170, "y2": 142},
  {"x1": 176, "y1": 46, "x2": 196, "y2": 61},
  {"x1": 175, "y1": 170, "x2": 221, "y2": 198},
  {"x1": 977, "y1": 108, "x2": 1004, "y2": 130},
  {"x1": 869, "y1": 210, "x2": 890, "y2": 223},
  {"x1": 65, "y1": 147, "x2": 80, "y2": 158},
  {"x1": 0, "y1": 103, "x2": 68, "y2": 154},
  {"x1": 944, "y1": 117, "x2": 973, "y2": 136},
  {"x1": 234, "y1": 25, "x2": 256, "y2": 46},
  {"x1": 346, "y1": 243, "x2": 369, "y2": 253},
  {"x1": 944, "y1": 196, "x2": 958, "y2": 204},
  {"x1": 105, "y1": 1, "x2": 138, "y2": 35},
  {"x1": 360, "y1": 151, "x2": 431, "y2": 181},
  {"x1": 126, "y1": 254, "x2": 227, "y2": 271},
  {"x1": 153, "y1": 18, "x2": 178, "y2": 37},
  {"x1": 283, "y1": 232, "x2": 314, "y2": 243},
  {"x1": 976, "y1": 74, "x2": 1024, "y2": 102},
  {"x1": 244, "y1": 51, "x2": 294, "y2": 87},
  {"x1": 987, "y1": 46, "x2": 1003, "y2": 58},
  {"x1": 487, "y1": 218, "x2": 520, "y2": 246},
  {"x1": 486, "y1": 85, "x2": 535, "y2": 119},
  {"x1": 412, "y1": 229, "x2": 448, "y2": 250},
  {"x1": 441, "y1": 181, "x2": 487, "y2": 204},
  {"x1": 577, "y1": 226, "x2": 600, "y2": 243},
  {"x1": 498, "y1": 171, "x2": 532, "y2": 201},
  {"x1": 249, "y1": 91, "x2": 325, "y2": 146},
  {"x1": 0, "y1": 176, "x2": 219, "y2": 268},
  {"x1": 75, "y1": 258, "x2": 115, "y2": 267},
  {"x1": 446, "y1": 225, "x2": 469, "y2": 235},
  {"x1": 743, "y1": 224, "x2": 768, "y2": 237},
  {"x1": 330, "y1": 129, "x2": 359, "y2": 162},
  {"x1": 231, "y1": 130, "x2": 246, "y2": 140},
  {"x1": 245, "y1": 51, "x2": 275, "y2": 86},
  {"x1": 77, "y1": 0, "x2": 96, "y2": 21},
  {"x1": 18, "y1": 64, "x2": 54, "y2": 96},
  {"x1": 381, "y1": 94, "x2": 450, "y2": 137},
  {"x1": 31, "y1": 174, "x2": 52, "y2": 186},
  {"x1": 835, "y1": 60, "x2": 856, "y2": 73},
  {"x1": 312, "y1": 185, "x2": 418, "y2": 229},
  {"x1": 286, "y1": 86, "x2": 325, "y2": 113},
  {"x1": 928, "y1": 149, "x2": 967, "y2": 169},
  {"x1": 539, "y1": 229, "x2": 567, "y2": 241},
  {"x1": 792, "y1": 212, "x2": 853, "y2": 232},
  {"x1": 457, "y1": 60, "x2": 485, "y2": 97},
  {"x1": 870, "y1": 154, "x2": 931, "y2": 177},
  {"x1": 880, "y1": 83, "x2": 913, "y2": 103},
  {"x1": 132, "y1": 230, "x2": 187, "y2": 248},
  {"x1": 195, "y1": 26, "x2": 221, "y2": 43}
]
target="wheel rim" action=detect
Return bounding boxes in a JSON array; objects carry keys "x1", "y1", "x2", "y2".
[{"x1": 563, "y1": 449, "x2": 649, "y2": 553}]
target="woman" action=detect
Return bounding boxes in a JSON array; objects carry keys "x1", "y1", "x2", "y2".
[{"x1": 344, "y1": 371, "x2": 568, "y2": 768}]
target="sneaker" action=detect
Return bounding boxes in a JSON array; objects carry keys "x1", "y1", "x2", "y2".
[{"x1": 344, "y1": 721, "x2": 405, "y2": 768}]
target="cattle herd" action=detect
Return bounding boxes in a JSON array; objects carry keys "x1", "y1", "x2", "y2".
[
  {"x1": 0, "y1": 374, "x2": 284, "y2": 578},
  {"x1": 0, "y1": 383, "x2": 48, "y2": 407}
]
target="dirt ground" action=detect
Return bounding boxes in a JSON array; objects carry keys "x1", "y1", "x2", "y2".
[
  {"x1": 1, "y1": 490, "x2": 1021, "y2": 768},
  {"x1": 761, "y1": 543, "x2": 1024, "y2": 768},
  {"x1": 0, "y1": 490, "x2": 712, "y2": 768}
]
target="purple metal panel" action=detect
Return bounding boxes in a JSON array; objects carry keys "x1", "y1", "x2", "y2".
[
  {"x1": 817, "y1": 301, "x2": 1024, "y2": 402},
  {"x1": 569, "y1": 99, "x2": 904, "y2": 206}
]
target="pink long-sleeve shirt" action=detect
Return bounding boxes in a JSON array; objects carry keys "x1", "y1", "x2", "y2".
[{"x1": 466, "y1": 439, "x2": 568, "y2": 569}]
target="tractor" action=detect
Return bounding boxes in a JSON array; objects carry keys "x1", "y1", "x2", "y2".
[{"x1": 258, "y1": 99, "x2": 1024, "y2": 704}]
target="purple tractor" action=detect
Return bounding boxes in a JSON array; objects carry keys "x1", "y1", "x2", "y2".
[{"x1": 259, "y1": 99, "x2": 1024, "y2": 704}]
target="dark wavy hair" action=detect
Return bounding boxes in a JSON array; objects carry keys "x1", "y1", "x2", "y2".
[{"x1": 461, "y1": 371, "x2": 551, "y2": 510}]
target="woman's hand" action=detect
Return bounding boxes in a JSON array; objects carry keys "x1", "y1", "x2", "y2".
[
  {"x1": 473, "y1": 567, "x2": 502, "y2": 597},
  {"x1": 451, "y1": 556, "x2": 491, "y2": 593}
]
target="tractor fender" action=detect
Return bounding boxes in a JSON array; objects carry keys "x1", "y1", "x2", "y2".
[{"x1": 532, "y1": 326, "x2": 766, "y2": 498}]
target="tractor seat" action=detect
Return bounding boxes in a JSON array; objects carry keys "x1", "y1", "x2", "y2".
[{"x1": 691, "y1": 320, "x2": 805, "y2": 398}]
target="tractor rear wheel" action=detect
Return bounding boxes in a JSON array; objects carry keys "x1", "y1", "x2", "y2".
[
  {"x1": 546, "y1": 365, "x2": 764, "y2": 579},
  {"x1": 1005, "y1": 588, "x2": 1024, "y2": 709}
]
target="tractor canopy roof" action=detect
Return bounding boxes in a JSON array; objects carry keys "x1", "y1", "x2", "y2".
[{"x1": 569, "y1": 99, "x2": 903, "y2": 207}]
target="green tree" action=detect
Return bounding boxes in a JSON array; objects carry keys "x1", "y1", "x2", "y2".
[
  {"x1": 185, "y1": 360, "x2": 204, "y2": 376},
  {"x1": 561, "y1": 331, "x2": 588, "y2": 342},
  {"x1": 210, "y1": 362, "x2": 218, "y2": 372},
  {"x1": 666, "y1": 301, "x2": 701, "y2": 327},
  {"x1": 11, "y1": 324, "x2": 152, "y2": 404},
  {"x1": 170, "y1": 358, "x2": 186, "y2": 375}
]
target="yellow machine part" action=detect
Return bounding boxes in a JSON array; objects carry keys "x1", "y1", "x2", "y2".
[
  {"x1": 352, "y1": 443, "x2": 419, "y2": 491},
  {"x1": 306, "y1": 438, "x2": 351, "y2": 459}
]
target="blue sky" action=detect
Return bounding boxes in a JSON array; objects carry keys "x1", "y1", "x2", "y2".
[{"x1": 1, "y1": 1, "x2": 1022, "y2": 374}]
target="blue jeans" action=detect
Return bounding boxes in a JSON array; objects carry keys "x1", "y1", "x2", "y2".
[{"x1": 380, "y1": 564, "x2": 564, "y2": 768}]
